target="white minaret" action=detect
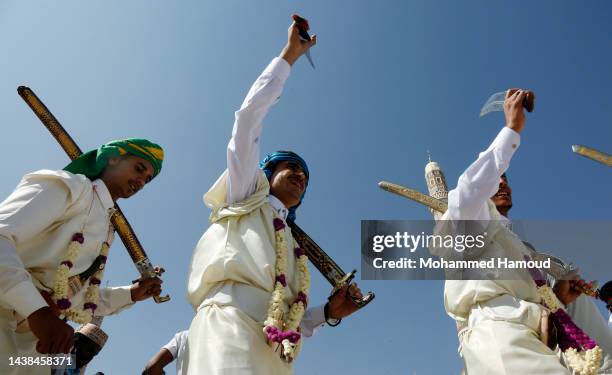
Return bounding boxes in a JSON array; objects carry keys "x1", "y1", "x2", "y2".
[{"x1": 424, "y1": 151, "x2": 448, "y2": 220}]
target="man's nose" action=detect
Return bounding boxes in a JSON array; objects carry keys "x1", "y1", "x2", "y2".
[
  {"x1": 499, "y1": 178, "x2": 507, "y2": 188},
  {"x1": 295, "y1": 170, "x2": 306, "y2": 181}
]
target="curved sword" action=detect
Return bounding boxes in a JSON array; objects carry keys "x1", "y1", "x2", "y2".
[
  {"x1": 378, "y1": 181, "x2": 447, "y2": 213},
  {"x1": 572, "y1": 145, "x2": 611, "y2": 167}
]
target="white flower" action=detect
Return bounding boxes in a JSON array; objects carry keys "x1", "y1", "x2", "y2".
[
  {"x1": 52, "y1": 234, "x2": 110, "y2": 325},
  {"x1": 262, "y1": 214, "x2": 311, "y2": 362}
]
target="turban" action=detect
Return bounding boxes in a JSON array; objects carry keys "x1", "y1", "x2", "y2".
[
  {"x1": 64, "y1": 138, "x2": 163, "y2": 181},
  {"x1": 259, "y1": 151, "x2": 309, "y2": 222}
]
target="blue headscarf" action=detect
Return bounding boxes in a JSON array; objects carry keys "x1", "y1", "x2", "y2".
[{"x1": 259, "y1": 151, "x2": 309, "y2": 222}]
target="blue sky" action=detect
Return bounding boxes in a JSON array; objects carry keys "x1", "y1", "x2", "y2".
[{"x1": 1, "y1": 1, "x2": 610, "y2": 374}]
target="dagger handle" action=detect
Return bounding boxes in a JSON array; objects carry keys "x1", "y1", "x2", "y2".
[{"x1": 292, "y1": 14, "x2": 311, "y2": 41}]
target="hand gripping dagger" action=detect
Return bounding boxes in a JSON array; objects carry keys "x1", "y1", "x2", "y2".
[
  {"x1": 17, "y1": 86, "x2": 170, "y2": 303},
  {"x1": 287, "y1": 220, "x2": 374, "y2": 308},
  {"x1": 292, "y1": 14, "x2": 315, "y2": 69}
]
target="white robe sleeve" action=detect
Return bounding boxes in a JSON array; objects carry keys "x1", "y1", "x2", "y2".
[
  {"x1": 446, "y1": 127, "x2": 521, "y2": 221},
  {"x1": 0, "y1": 177, "x2": 76, "y2": 317},
  {"x1": 299, "y1": 304, "x2": 326, "y2": 338},
  {"x1": 94, "y1": 286, "x2": 135, "y2": 316},
  {"x1": 162, "y1": 330, "x2": 188, "y2": 359},
  {"x1": 226, "y1": 57, "x2": 291, "y2": 204}
]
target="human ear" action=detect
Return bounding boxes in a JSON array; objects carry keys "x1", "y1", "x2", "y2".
[{"x1": 107, "y1": 156, "x2": 121, "y2": 167}]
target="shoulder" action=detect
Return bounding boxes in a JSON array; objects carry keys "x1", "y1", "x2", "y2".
[{"x1": 20, "y1": 169, "x2": 91, "y2": 204}]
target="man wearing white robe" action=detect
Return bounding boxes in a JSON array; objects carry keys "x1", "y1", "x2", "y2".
[
  {"x1": 0, "y1": 139, "x2": 165, "y2": 375},
  {"x1": 436, "y1": 89, "x2": 611, "y2": 374},
  {"x1": 185, "y1": 19, "x2": 362, "y2": 375}
]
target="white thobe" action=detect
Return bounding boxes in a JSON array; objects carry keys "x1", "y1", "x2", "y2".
[
  {"x1": 184, "y1": 57, "x2": 325, "y2": 375},
  {"x1": 0, "y1": 170, "x2": 135, "y2": 375},
  {"x1": 442, "y1": 127, "x2": 611, "y2": 374}
]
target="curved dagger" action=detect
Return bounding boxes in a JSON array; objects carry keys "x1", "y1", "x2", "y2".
[
  {"x1": 572, "y1": 145, "x2": 611, "y2": 167},
  {"x1": 288, "y1": 221, "x2": 374, "y2": 308},
  {"x1": 378, "y1": 180, "x2": 448, "y2": 213}
]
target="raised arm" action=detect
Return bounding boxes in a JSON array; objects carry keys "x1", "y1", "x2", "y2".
[
  {"x1": 446, "y1": 89, "x2": 528, "y2": 220},
  {"x1": 226, "y1": 20, "x2": 316, "y2": 204}
]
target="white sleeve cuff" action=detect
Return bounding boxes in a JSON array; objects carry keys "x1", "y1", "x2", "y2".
[
  {"x1": 98, "y1": 285, "x2": 135, "y2": 315},
  {"x1": 309, "y1": 304, "x2": 326, "y2": 326},
  {"x1": 299, "y1": 304, "x2": 326, "y2": 337},
  {"x1": 4, "y1": 281, "x2": 48, "y2": 318},
  {"x1": 264, "y1": 57, "x2": 291, "y2": 83},
  {"x1": 490, "y1": 127, "x2": 521, "y2": 159}
]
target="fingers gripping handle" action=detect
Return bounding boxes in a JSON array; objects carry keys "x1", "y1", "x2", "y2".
[
  {"x1": 328, "y1": 270, "x2": 375, "y2": 309},
  {"x1": 134, "y1": 259, "x2": 170, "y2": 303}
]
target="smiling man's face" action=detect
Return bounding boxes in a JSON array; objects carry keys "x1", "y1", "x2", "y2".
[
  {"x1": 491, "y1": 173, "x2": 513, "y2": 217},
  {"x1": 100, "y1": 155, "x2": 154, "y2": 201},
  {"x1": 269, "y1": 160, "x2": 307, "y2": 209}
]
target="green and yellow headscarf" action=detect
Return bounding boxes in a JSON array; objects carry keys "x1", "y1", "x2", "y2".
[{"x1": 64, "y1": 138, "x2": 164, "y2": 180}]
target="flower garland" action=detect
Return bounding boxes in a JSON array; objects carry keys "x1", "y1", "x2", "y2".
[
  {"x1": 527, "y1": 259, "x2": 602, "y2": 375},
  {"x1": 52, "y1": 233, "x2": 110, "y2": 324},
  {"x1": 263, "y1": 216, "x2": 310, "y2": 362}
]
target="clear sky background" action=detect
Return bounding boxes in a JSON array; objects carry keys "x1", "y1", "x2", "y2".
[{"x1": 1, "y1": 1, "x2": 611, "y2": 374}]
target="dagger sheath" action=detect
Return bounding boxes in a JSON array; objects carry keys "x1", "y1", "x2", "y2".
[
  {"x1": 572, "y1": 145, "x2": 612, "y2": 167},
  {"x1": 378, "y1": 181, "x2": 448, "y2": 213},
  {"x1": 288, "y1": 221, "x2": 374, "y2": 308}
]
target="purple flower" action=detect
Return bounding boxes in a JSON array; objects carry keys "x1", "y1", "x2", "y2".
[
  {"x1": 60, "y1": 260, "x2": 73, "y2": 268},
  {"x1": 90, "y1": 278, "x2": 101, "y2": 285},
  {"x1": 264, "y1": 326, "x2": 302, "y2": 344},
  {"x1": 265, "y1": 325, "x2": 282, "y2": 342},
  {"x1": 57, "y1": 298, "x2": 71, "y2": 310},
  {"x1": 83, "y1": 302, "x2": 97, "y2": 312},
  {"x1": 294, "y1": 247, "x2": 305, "y2": 258},
  {"x1": 273, "y1": 218, "x2": 286, "y2": 231},
  {"x1": 99, "y1": 255, "x2": 108, "y2": 263},
  {"x1": 276, "y1": 274, "x2": 287, "y2": 287},
  {"x1": 295, "y1": 292, "x2": 307, "y2": 307},
  {"x1": 285, "y1": 330, "x2": 301, "y2": 343},
  {"x1": 524, "y1": 256, "x2": 546, "y2": 285},
  {"x1": 72, "y1": 233, "x2": 84, "y2": 244},
  {"x1": 553, "y1": 309, "x2": 598, "y2": 351}
]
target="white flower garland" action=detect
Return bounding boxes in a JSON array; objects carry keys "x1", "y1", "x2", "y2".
[
  {"x1": 52, "y1": 233, "x2": 110, "y2": 324},
  {"x1": 537, "y1": 284, "x2": 602, "y2": 375},
  {"x1": 263, "y1": 216, "x2": 310, "y2": 362}
]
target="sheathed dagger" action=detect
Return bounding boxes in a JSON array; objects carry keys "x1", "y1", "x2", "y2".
[
  {"x1": 572, "y1": 145, "x2": 611, "y2": 167},
  {"x1": 17, "y1": 86, "x2": 170, "y2": 303},
  {"x1": 288, "y1": 220, "x2": 374, "y2": 308},
  {"x1": 378, "y1": 180, "x2": 448, "y2": 213}
]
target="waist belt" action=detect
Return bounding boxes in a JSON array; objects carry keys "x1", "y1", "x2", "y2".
[
  {"x1": 197, "y1": 281, "x2": 279, "y2": 324},
  {"x1": 468, "y1": 294, "x2": 544, "y2": 332}
]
